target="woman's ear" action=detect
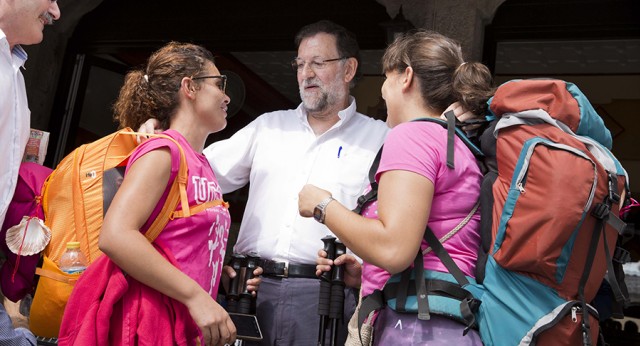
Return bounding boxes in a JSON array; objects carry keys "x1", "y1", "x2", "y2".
[
  {"x1": 343, "y1": 57, "x2": 358, "y2": 84},
  {"x1": 401, "y1": 66, "x2": 414, "y2": 92},
  {"x1": 180, "y1": 77, "x2": 197, "y2": 99}
]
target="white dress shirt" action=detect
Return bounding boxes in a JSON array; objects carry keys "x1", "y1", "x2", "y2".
[
  {"x1": 204, "y1": 97, "x2": 388, "y2": 264},
  {"x1": 0, "y1": 30, "x2": 30, "y2": 229}
]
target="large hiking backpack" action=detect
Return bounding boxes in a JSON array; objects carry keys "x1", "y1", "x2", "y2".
[
  {"x1": 28, "y1": 128, "x2": 223, "y2": 338},
  {"x1": 353, "y1": 79, "x2": 632, "y2": 346},
  {"x1": 466, "y1": 79, "x2": 631, "y2": 346}
]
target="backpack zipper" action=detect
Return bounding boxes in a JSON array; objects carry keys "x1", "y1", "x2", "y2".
[
  {"x1": 514, "y1": 139, "x2": 598, "y2": 209},
  {"x1": 528, "y1": 301, "x2": 598, "y2": 345}
]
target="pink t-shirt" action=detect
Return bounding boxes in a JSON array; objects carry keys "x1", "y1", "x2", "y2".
[
  {"x1": 360, "y1": 121, "x2": 482, "y2": 296},
  {"x1": 127, "y1": 130, "x2": 231, "y2": 297}
]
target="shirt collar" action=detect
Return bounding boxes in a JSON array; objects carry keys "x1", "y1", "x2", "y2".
[
  {"x1": 12, "y1": 44, "x2": 28, "y2": 67},
  {"x1": 0, "y1": 29, "x2": 28, "y2": 68}
]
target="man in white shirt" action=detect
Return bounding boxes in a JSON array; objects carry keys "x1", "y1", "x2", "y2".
[
  {"x1": 0, "y1": 1, "x2": 61, "y2": 344},
  {"x1": 205, "y1": 20, "x2": 388, "y2": 345},
  {"x1": 0, "y1": 0, "x2": 61, "y2": 232}
]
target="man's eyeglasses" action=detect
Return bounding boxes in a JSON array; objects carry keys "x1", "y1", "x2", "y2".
[
  {"x1": 291, "y1": 57, "x2": 347, "y2": 72},
  {"x1": 192, "y1": 75, "x2": 227, "y2": 93}
]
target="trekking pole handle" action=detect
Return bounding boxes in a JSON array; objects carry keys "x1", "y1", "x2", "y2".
[{"x1": 331, "y1": 240, "x2": 346, "y2": 283}]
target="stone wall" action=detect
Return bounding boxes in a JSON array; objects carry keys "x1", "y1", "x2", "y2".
[{"x1": 376, "y1": 0, "x2": 506, "y2": 60}]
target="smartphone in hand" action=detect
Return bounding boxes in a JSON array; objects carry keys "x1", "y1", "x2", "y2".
[{"x1": 229, "y1": 313, "x2": 263, "y2": 341}]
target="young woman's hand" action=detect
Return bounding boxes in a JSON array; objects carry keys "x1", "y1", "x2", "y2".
[
  {"x1": 184, "y1": 290, "x2": 236, "y2": 346},
  {"x1": 298, "y1": 184, "x2": 332, "y2": 217}
]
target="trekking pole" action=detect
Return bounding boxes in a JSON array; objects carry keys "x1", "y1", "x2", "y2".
[
  {"x1": 239, "y1": 252, "x2": 260, "y2": 314},
  {"x1": 329, "y1": 240, "x2": 346, "y2": 346},
  {"x1": 318, "y1": 236, "x2": 336, "y2": 346},
  {"x1": 226, "y1": 253, "x2": 246, "y2": 313}
]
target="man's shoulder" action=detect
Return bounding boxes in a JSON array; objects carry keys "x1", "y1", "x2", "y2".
[
  {"x1": 255, "y1": 108, "x2": 300, "y2": 124},
  {"x1": 351, "y1": 113, "x2": 388, "y2": 131}
]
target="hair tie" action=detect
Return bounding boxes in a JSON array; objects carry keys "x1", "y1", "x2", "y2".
[
  {"x1": 459, "y1": 62, "x2": 467, "y2": 67},
  {"x1": 143, "y1": 74, "x2": 149, "y2": 82}
]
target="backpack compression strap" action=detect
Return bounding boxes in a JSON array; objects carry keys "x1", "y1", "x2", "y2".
[{"x1": 586, "y1": 173, "x2": 630, "y2": 318}]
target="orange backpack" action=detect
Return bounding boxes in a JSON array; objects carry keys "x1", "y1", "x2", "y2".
[{"x1": 29, "y1": 128, "x2": 226, "y2": 338}]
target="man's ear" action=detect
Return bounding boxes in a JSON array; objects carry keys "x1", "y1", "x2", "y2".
[{"x1": 343, "y1": 57, "x2": 358, "y2": 84}]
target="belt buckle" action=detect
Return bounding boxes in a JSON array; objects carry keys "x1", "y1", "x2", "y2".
[{"x1": 276, "y1": 260, "x2": 289, "y2": 278}]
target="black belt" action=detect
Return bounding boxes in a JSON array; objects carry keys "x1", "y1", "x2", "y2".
[{"x1": 259, "y1": 259, "x2": 317, "y2": 279}]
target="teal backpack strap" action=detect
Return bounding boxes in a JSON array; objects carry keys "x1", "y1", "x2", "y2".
[{"x1": 423, "y1": 227, "x2": 479, "y2": 334}]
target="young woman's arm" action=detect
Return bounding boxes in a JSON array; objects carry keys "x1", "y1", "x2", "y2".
[
  {"x1": 99, "y1": 148, "x2": 235, "y2": 346},
  {"x1": 299, "y1": 169, "x2": 433, "y2": 274}
]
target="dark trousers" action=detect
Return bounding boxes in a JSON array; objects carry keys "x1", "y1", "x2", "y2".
[{"x1": 245, "y1": 276, "x2": 356, "y2": 346}]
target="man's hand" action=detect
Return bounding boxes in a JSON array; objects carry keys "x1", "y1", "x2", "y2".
[
  {"x1": 316, "y1": 250, "x2": 362, "y2": 289},
  {"x1": 441, "y1": 102, "x2": 484, "y2": 132},
  {"x1": 221, "y1": 265, "x2": 263, "y2": 297},
  {"x1": 136, "y1": 118, "x2": 162, "y2": 143}
]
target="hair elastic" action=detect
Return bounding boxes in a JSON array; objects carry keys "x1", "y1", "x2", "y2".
[{"x1": 143, "y1": 74, "x2": 149, "y2": 82}]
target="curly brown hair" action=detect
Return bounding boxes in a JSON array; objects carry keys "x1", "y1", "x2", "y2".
[
  {"x1": 381, "y1": 30, "x2": 494, "y2": 117},
  {"x1": 113, "y1": 42, "x2": 215, "y2": 131}
]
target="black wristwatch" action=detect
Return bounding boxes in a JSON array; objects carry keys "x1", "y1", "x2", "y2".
[{"x1": 313, "y1": 196, "x2": 335, "y2": 224}]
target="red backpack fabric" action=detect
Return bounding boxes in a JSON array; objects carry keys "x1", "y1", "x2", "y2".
[{"x1": 0, "y1": 162, "x2": 52, "y2": 302}]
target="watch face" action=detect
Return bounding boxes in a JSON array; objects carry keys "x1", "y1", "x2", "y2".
[{"x1": 313, "y1": 207, "x2": 322, "y2": 222}]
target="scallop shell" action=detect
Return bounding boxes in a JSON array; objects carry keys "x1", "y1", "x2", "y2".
[{"x1": 5, "y1": 216, "x2": 52, "y2": 256}]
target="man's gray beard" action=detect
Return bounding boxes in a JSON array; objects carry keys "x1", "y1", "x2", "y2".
[{"x1": 301, "y1": 90, "x2": 329, "y2": 114}]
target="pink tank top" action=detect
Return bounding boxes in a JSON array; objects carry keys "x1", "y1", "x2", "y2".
[{"x1": 127, "y1": 130, "x2": 231, "y2": 297}]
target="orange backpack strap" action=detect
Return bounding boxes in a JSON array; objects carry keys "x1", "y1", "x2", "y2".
[
  {"x1": 130, "y1": 132, "x2": 229, "y2": 242},
  {"x1": 34, "y1": 267, "x2": 78, "y2": 285},
  {"x1": 170, "y1": 200, "x2": 230, "y2": 220}
]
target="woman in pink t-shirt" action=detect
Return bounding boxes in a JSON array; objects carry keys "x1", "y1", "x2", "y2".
[
  {"x1": 96, "y1": 42, "x2": 259, "y2": 346},
  {"x1": 299, "y1": 30, "x2": 494, "y2": 345}
]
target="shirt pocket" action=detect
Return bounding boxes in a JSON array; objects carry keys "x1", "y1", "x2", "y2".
[{"x1": 329, "y1": 152, "x2": 372, "y2": 200}]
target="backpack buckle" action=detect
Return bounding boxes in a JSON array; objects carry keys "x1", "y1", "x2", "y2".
[
  {"x1": 613, "y1": 246, "x2": 631, "y2": 264},
  {"x1": 608, "y1": 173, "x2": 620, "y2": 204},
  {"x1": 591, "y1": 203, "x2": 610, "y2": 220}
]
